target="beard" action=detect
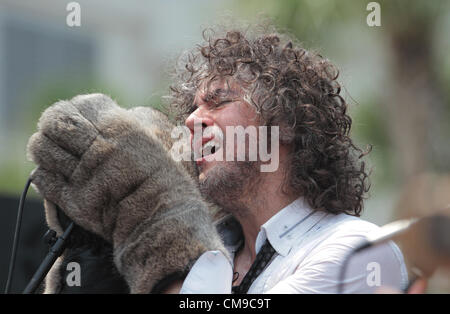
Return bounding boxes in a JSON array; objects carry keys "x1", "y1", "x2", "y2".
[{"x1": 199, "y1": 160, "x2": 261, "y2": 217}]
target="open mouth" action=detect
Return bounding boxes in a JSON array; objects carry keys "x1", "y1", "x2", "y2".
[
  {"x1": 201, "y1": 140, "x2": 220, "y2": 159},
  {"x1": 192, "y1": 126, "x2": 224, "y2": 164}
]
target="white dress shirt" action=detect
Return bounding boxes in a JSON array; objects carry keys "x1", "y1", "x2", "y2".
[{"x1": 180, "y1": 197, "x2": 409, "y2": 294}]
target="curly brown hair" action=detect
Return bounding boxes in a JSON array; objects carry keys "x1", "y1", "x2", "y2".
[{"x1": 167, "y1": 23, "x2": 371, "y2": 216}]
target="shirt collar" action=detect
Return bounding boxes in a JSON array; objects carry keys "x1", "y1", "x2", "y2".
[{"x1": 255, "y1": 197, "x2": 327, "y2": 257}]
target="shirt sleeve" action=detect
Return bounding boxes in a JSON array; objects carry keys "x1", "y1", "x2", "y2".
[
  {"x1": 264, "y1": 233, "x2": 408, "y2": 294},
  {"x1": 179, "y1": 250, "x2": 233, "y2": 294}
]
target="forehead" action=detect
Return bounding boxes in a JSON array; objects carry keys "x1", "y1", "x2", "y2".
[{"x1": 194, "y1": 77, "x2": 242, "y2": 102}]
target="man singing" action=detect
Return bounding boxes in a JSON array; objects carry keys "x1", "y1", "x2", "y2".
[{"x1": 27, "y1": 23, "x2": 408, "y2": 293}]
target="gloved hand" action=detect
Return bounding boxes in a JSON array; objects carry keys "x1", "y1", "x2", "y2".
[
  {"x1": 27, "y1": 93, "x2": 228, "y2": 293},
  {"x1": 42, "y1": 200, "x2": 129, "y2": 294}
]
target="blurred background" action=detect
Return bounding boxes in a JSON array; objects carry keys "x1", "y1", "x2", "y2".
[{"x1": 0, "y1": 0, "x2": 449, "y2": 293}]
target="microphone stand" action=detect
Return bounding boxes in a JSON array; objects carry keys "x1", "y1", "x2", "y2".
[{"x1": 23, "y1": 222, "x2": 74, "y2": 294}]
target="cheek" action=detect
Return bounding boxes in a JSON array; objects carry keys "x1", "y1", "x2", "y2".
[
  {"x1": 215, "y1": 104, "x2": 258, "y2": 129},
  {"x1": 209, "y1": 104, "x2": 261, "y2": 160}
]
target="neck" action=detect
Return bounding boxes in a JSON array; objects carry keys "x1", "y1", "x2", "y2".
[{"x1": 233, "y1": 170, "x2": 298, "y2": 261}]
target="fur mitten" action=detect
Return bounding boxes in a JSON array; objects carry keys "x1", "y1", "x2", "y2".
[
  {"x1": 42, "y1": 200, "x2": 129, "y2": 294},
  {"x1": 27, "y1": 93, "x2": 227, "y2": 293}
]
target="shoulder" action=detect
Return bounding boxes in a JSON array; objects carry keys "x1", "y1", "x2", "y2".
[
  {"x1": 308, "y1": 213, "x2": 381, "y2": 248},
  {"x1": 304, "y1": 213, "x2": 403, "y2": 265},
  {"x1": 289, "y1": 213, "x2": 409, "y2": 293}
]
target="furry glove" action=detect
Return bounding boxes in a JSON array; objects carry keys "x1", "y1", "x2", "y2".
[{"x1": 27, "y1": 93, "x2": 227, "y2": 293}]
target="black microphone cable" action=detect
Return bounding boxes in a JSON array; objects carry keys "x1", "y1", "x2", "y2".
[
  {"x1": 4, "y1": 177, "x2": 32, "y2": 294},
  {"x1": 22, "y1": 221, "x2": 74, "y2": 294},
  {"x1": 4, "y1": 176, "x2": 74, "y2": 294}
]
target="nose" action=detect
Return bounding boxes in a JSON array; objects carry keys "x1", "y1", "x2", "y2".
[
  {"x1": 185, "y1": 107, "x2": 215, "y2": 159},
  {"x1": 185, "y1": 107, "x2": 214, "y2": 134}
]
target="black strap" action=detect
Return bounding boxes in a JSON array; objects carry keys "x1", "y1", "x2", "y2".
[{"x1": 232, "y1": 240, "x2": 276, "y2": 294}]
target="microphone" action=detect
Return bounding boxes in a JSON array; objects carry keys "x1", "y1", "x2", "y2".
[{"x1": 23, "y1": 222, "x2": 74, "y2": 294}]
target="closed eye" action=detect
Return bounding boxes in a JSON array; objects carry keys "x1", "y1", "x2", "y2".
[
  {"x1": 211, "y1": 98, "x2": 238, "y2": 108},
  {"x1": 218, "y1": 100, "x2": 232, "y2": 105}
]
